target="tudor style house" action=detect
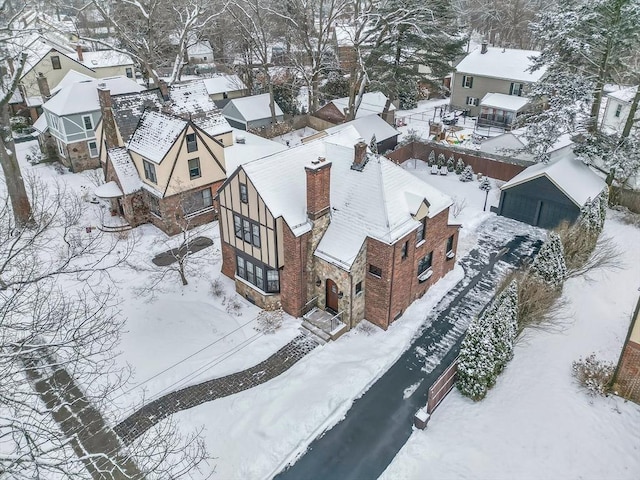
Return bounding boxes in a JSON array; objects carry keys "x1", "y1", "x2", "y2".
[
  {"x1": 94, "y1": 80, "x2": 232, "y2": 235},
  {"x1": 450, "y1": 42, "x2": 546, "y2": 126},
  {"x1": 217, "y1": 127, "x2": 459, "y2": 335}
]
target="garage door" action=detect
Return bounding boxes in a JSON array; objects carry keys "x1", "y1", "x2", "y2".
[
  {"x1": 500, "y1": 192, "x2": 538, "y2": 225},
  {"x1": 537, "y1": 201, "x2": 578, "y2": 229}
]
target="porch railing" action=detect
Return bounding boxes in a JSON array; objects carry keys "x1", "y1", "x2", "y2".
[
  {"x1": 301, "y1": 296, "x2": 318, "y2": 317},
  {"x1": 329, "y1": 311, "x2": 344, "y2": 332}
]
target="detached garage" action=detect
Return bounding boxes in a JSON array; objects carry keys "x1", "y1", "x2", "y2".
[{"x1": 497, "y1": 156, "x2": 606, "y2": 229}]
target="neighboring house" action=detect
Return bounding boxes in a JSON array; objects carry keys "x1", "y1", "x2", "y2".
[
  {"x1": 33, "y1": 74, "x2": 144, "y2": 172},
  {"x1": 203, "y1": 74, "x2": 248, "y2": 102},
  {"x1": 187, "y1": 41, "x2": 214, "y2": 64},
  {"x1": 479, "y1": 130, "x2": 574, "y2": 163},
  {"x1": 314, "y1": 92, "x2": 397, "y2": 126},
  {"x1": 11, "y1": 34, "x2": 135, "y2": 110},
  {"x1": 450, "y1": 42, "x2": 546, "y2": 122},
  {"x1": 333, "y1": 25, "x2": 357, "y2": 72},
  {"x1": 612, "y1": 296, "x2": 640, "y2": 404},
  {"x1": 323, "y1": 114, "x2": 400, "y2": 153},
  {"x1": 496, "y1": 155, "x2": 606, "y2": 229},
  {"x1": 94, "y1": 80, "x2": 233, "y2": 235},
  {"x1": 221, "y1": 94, "x2": 284, "y2": 131},
  {"x1": 601, "y1": 86, "x2": 638, "y2": 135},
  {"x1": 217, "y1": 127, "x2": 459, "y2": 336}
]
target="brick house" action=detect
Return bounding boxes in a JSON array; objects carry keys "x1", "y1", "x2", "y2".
[
  {"x1": 94, "y1": 80, "x2": 233, "y2": 235},
  {"x1": 613, "y1": 297, "x2": 640, "y2": 404},
  {"x1": 314, "y1": 92, "x2": 397, "y2": 127},
  {"x1": 217, "y1": 127, "x2": 460, "y2": 335}
]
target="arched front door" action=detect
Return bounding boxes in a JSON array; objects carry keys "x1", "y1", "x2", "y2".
[{"x1": 326, "y1": 279, "x2": 339, "y2": 314}]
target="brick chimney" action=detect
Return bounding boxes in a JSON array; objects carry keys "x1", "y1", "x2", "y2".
[
  {"x1": 158, "y1": 79, "x2": 170, "y2": 101},
  {"x1": 351, "y1": 138, "x2": 368, "y2": 171},
  {"x1": 481, "y1": 40, "x2": 488, "y2": 54},
  {"x1": 36, "y1": 73, "x2": 50, "y2": 99},
  {"x1": 98, "y1": 84, "x2": 119, "y2": 148},
  {"x1": 305, "y1": 156, "x2": 331, "y2": 220},
  {"x1": 76, "y1": 44, "x2": 84, "y2": 62}
]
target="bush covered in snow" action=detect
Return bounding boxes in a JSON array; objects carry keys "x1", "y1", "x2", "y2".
[
  {"x1": 457, "y1": 281, "x2": 519, "y2": 401},
  {"x1": 579, "y1": 189, "x2": 607, "y2": 238},
  {"x1": 255, "y1": 308, "x2": 284, "y2": 334},
  {"x1": 479, "y1": 176, "x2": 492, "y2": 192},
  {"x1": 455, "y1": 158, "x2": 465, "y2": 174},
  {"x1": 447, "y1": 155, "x2": 455, "y2": 172},
  {"x1": 459, "y1": 165, "x2": 474, "y2": 182},
  {"x1": 437, "y1": 153, "x2": 446, "y2": 168},
  {"x1": 572, "y1": 354, "x2": 614, "y2": 397},
  {"x1": 529, "y1": 232, "x2": 567, "y2": 289},
  {"x1": 427, "y1": 150, "x2": 436, "y2": 166}
]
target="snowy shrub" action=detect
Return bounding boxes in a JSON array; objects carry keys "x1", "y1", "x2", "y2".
[
  {"x1": 398, "y1": 84, "x2": 418, "y2": 109},
  {"x1": 529, "y1": 232, "x2": 567, "y2": 289},
  {"x1": 457, "y1": 282, "x2": 519, "y2": 401},
  {"x1": 255, "y1": 308, "x2": 284, "y2": 334},
  {"x1": 479, "y1": 176, "x2": 492, "y2": 192},
  {"x1": 25, "y1": 145, "x2": 43, "y2": 165},
  {"x1": 572, "y1": 354, "x2": 614, "y2": 397},
  {"x1": 446, "y1": 155, "x2": 455, "y2": 172},
  {"x1": 225, "y1": 297, "x2": 243, "y2": 316},
  {"x1": 54, "y1": 163, "x2": 67, "y2": 175},
  {"x1": 427, "y1": 150, "x2": 436, "y2": 166},
  {"x1": 210, "y1": 278, "x2": 225, "y2": 298},
  {"x1": 455, "y1": 158, "x2": 465, "y2": 174},
  {"x1": 400, "y1": 129, "x2": 421, "y2": 146},
  {"x1": 459, "y1": 165, "x2": 474, "y2": 182},
  {"x1": 579, "y1": 189, "x2": 607, "y2": 238},
  {"x1": 437, "y1": 153, "x2": 446, "y2": 168}
]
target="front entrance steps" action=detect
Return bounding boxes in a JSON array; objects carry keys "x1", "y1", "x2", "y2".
[{"x1": 301, "y1": 307, "x2": 348, "y2": 342}]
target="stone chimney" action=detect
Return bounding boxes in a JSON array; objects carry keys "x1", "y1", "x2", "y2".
[
  {"x1": 36, "y1": 73, "x2": 50, "y2": 99},
  {"x1": 351, "y1": 138, "x2": 368, "y2": 171},
  {"x1": 98, "y1": 84, "x2": 119, "y2": 148},
  {"x1": 305, "y1": 156, "x2": 331, "y2": 220},
  {"x1": 481, "y1": 40, "x2": 488, "y2": 54},
  {"x1": 76, "y1": 44, "x2": 84, "y2": 62},
  {"x1": 158, "y1": 79, "x2": 170, "y2": 101}
]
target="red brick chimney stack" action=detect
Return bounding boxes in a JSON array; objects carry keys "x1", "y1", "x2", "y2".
[
  {"x1": 305, "y1": 156, "x2": 331, "y2": 220},
  {"x1": 76, "y1": 44, "x2": 84, "y2": 62},
  {"x1": 98, "y1": 84, "x2": 119, "y2": 148},
  {"x1": 352, "y1": 138, "x2": 367, "y2": 170}
]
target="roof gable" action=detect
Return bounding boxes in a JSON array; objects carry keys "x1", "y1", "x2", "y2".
[
  {"x1": 127, "y1": 111, "x2": 187, "y2": 163},
  {"x1": 222, "y1": 93, "x2": 283, "y2": 122},
  {"x1": 331, "y1": 91, "x2": 396, "y2": 118},
  {"x1": 455, "y1": 47, "x2": 546, "y2": 83},
  {"x1": 325, "y1": 114, "x2": 399, "y2": 143}
]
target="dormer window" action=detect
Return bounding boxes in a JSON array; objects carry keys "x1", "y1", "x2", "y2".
[{"x1": 186, "y1": 133, "x2": 198, "y2": 152}]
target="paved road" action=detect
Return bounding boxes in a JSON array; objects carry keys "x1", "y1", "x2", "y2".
[{"x1": 276, "y1": 219, "x2": 544, "y2": 480}]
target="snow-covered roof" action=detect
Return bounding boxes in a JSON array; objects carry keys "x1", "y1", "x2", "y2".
[
  {"x1": 455, "y1": 47, "x2": 546, "y2": 83},
  {"x1": 94, "y1": 181, "x2": 123, "y2": 198},
  {"x1": 334, "y1": 25, "x2": 356, "y2": 46},
  {"x1": 480, "y1": 93, "x2": 530, "y2": 112},
  {"x1": 108, "y1": 147, "x2": 142, "y2": 195},
  {"x1": 127, "y1": 111, "x2": 187, "y2": 164},
  {"x1": 32, "y1": 114, "x2": 48, "y2": 133},
  {"x1": 224, "y1": 129, "x2": 288, "y2": 174},
  {"x1": 325, "y1": 114, "x2": 399, "y2": 143},
  {"x1": 44, "y1": 76, "x2": 144, "y2": 116},
  {"x1": 501, "y1": 156, "x2": 605, "y2": 207},
  {"x1": 51, "y1": 70, "x2": 94, "y2": 94},
  {"x1": 77, "y1": 50, "x2": 134, "y2": 69},
  {"x1": 188, "y1": 41, "x2": 213, "y2": 56},
  {"x1": 222, "y1": 93, "x2": 284, "y2": 122},
  {"x1": 331, "y1": 92, "x2": 396, "y2": 118},
  {"x1": 202, "y1": 75, "x2": 247, "y2": 95},
  {"x1": 239, "y1": 126, "x2": 452, "y2": 269},
  {"x1": 608, "y1": 86, "x2": 637, "y2": 104}
]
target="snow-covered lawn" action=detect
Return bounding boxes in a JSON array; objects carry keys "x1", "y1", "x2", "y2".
[{"x1": 381, "y1": 211, "x2": 640, "y2": 480}]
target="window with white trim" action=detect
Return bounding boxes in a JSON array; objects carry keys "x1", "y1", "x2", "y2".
[
  {"x1": 183, "y1": 188, "x2": 213, "y2": 214},
  {"x1": 417, "y1": 251, "x2": 433, "y2": 276},
  {"x1": 236, "y1": 253, "x2": 280, "y2": 293},
  {"x1": 82, "y1": 115, "x2": 93, "y2": 131},
  {"x1": 188, "y1": 157, "x2": 201, "y2": 179},
  {"x1": 510, "y1": 82, "x2": 524, "y2": 96},
  {"x1": 615, "y1": 104, "x2": 623, "y2": 118},
  {"x1": 240, "y1": 183, "x2": 248, "y2": 203},
  {"x1": 416, "y1": 218, "x2": 426, "y2": 244},
  {"x1": 125, "y1": 67, "x2": 133, "y2": 78},
  {"x1": 234, "y1": 214, "x2": 261, "y2": 248},
  {"x1": 466, "y1": 96, "x2": 479, "y2": 106},
  {"x1": 186, "y1": 133, "x2": 198, "y2": 152},
  {"x1": 88, "y1": 140, "x2": 98, "y2": 157},
  {"x1": 462, "y1": 75, "x2": 473, "y2": 88}
]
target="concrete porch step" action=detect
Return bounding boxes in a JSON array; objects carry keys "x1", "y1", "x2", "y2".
[{"x1": 300, "y1": 320, "x2": 330, "y2": 344}]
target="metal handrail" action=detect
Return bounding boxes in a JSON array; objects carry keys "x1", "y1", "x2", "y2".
[{"x1": 330, "y1": 311, "x2": 344, "y2": 332}]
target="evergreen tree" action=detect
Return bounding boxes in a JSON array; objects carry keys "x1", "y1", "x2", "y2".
[
  {"x1": 428, "y1": 150, "x2": 436, "y2": 166},
  {"x1": 460, "y1": 165, "x2": 474, "y2": 182},
  {"x1": 492, "y1": 282, "x2": 519, "y2": 374},
  {"x1": 447, "y1": 155, "x2": 455, "y2": 172},
  {"x1": 530, "y1": 232, "x2": 567, "y2": 289},
  {"x1": 437, "y1": 153, "x2": 446, "y2": 168},
  {"x1": 479, "y1": 176, "x2": 492, "y2": 192},
  {"x1": 457, "y1": 312, "x2": 497, "y2": 401},
  {"x1": 455, "y1": 158, "x2": 465, "y2": 174}
]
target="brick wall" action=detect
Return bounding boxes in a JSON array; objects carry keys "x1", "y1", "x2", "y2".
[
  {"x1": 614, "y1": 340, "x2": 640, "y2": 404},
  {"x1": 387, "y1": 141, "x2": 529, "y2": 181},
  {"x1": 305, "y1": 162, "x2": 331, "y2": 219},
  {"x1": 280, "y1": 224, "x2": 308, "y2": 317},
  {"x1": 220, "y1": 240, "x2": 236, "y2": 279},
  {"x1": 364, "y1": 237, "x2": 395, "y2": 329}
]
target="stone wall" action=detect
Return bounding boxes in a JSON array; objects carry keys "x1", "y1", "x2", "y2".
[
  {"x1": 235, "y1": 278, "x2": 281, "y2": 311},
  {"x1": 67, "y1": 139, "x2": 100, "y2": 173}
]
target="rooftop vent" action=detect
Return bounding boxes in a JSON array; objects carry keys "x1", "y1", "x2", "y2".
[{"x1": 236, "y1": 135, "x2": 246, "y2": 144}]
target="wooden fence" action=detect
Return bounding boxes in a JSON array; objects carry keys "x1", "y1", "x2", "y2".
[{"x1": 427, "y1": 357, "x2": 458, "y2": 414}]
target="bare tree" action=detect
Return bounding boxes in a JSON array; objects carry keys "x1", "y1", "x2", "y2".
[
  {"x1": 0, "y1": 177, "x2": 209, "y2": 477},
  {"x1": 0, "y1": 4, "x2": 32, "y2": 226}
]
